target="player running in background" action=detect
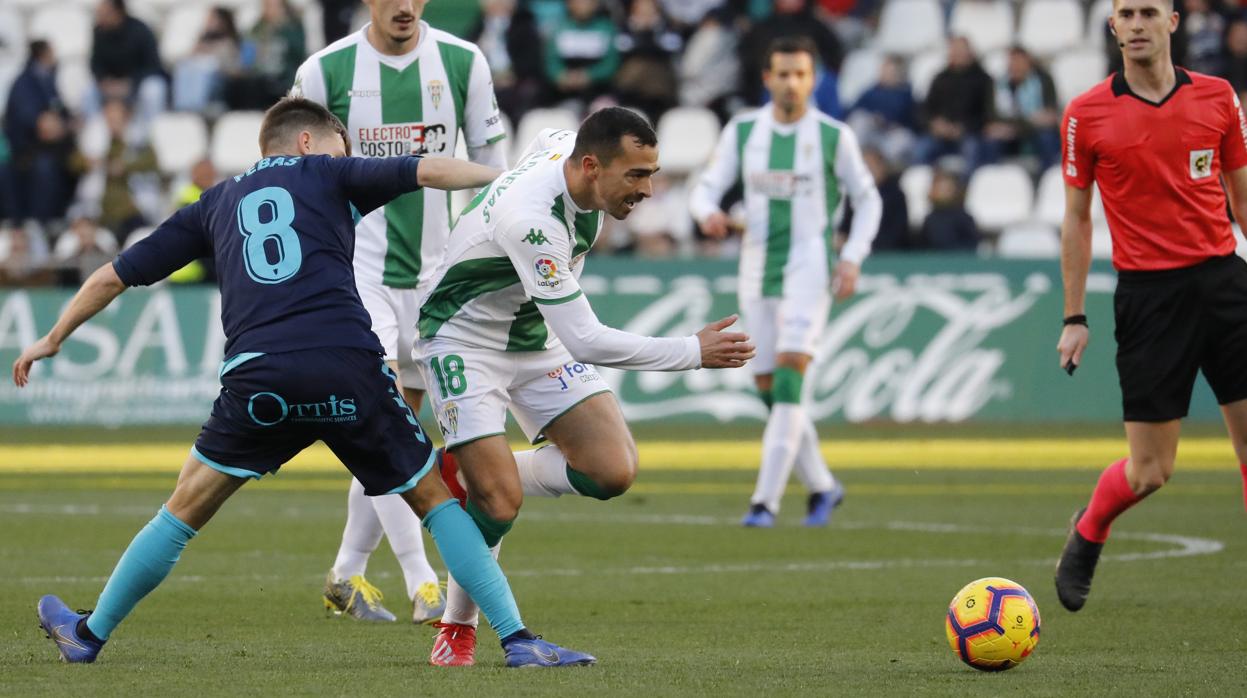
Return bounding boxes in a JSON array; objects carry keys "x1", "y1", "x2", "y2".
[
  {"x1": 15, "y1": 98, "x2": 593, "y2": 667},
  {"x1": 292, "y1": 0, "x2": 507, "y2": 624},
  {"x1": 417, "y1": 108, "x2": 755, "y2": 665},
  {"x1": 1055, "y1": 0, "x2": 1247, "y2": 611},
  {"x1": 689, "y1": 37, "x2": 881, "y2": 528}
]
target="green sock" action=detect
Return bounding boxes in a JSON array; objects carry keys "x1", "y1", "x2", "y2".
[
  {"x1": 566, "y1": 466, "x2": 614, "y2": 501},
  {"x1": 464, "y1": 499, "x2": 513, "y2": 547},
  {"x1": 772, "y1": 366, "x2": 804, "y2": 404}
]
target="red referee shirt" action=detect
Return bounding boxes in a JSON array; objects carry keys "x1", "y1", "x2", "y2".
[{"x1": 1061, "y1": 68, "x2": 1247, "y2": 271}]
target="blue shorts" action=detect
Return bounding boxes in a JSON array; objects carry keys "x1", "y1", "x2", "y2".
[{"x1": 192, "y1": 347, "x2": 435, "y2": 495}]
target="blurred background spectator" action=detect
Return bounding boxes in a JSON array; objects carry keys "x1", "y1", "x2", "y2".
[
  {"x1": 227, "y1": 0, "x2": 305, "y2": 110},
  {"x1": 5, "y1": 41, "x2": 77, "y2": 224},
  {"x1": 53, "y1": 217, "x2": 119, "y2": 285},
  {"x1": 544, "y1": 0, "x2": 620, "y2": 109},
  {"x1": 172, "y1": 7, "x2": 241, "y2": 114},
  {"x1": 846, "y1": 55, "x2": 916, "y2": 168},
  {"x1": 843, "y1": 146, "x2": 911, "y2": 251},
  {"x1": 984, "y1": 46, "x2": 1059, "y2": 173},
  {"x1": 88, "y1": 0, "x2": 167, "y2": 134},
  {"x1": 914, "y1": 36, "x2": 994, "y2": 176},
  {"x1": 0, "y1": 221, "x2": 53, "y2": 285},
  {"x1": 613, "y1": 0, "x2": 684, "y2": 122},
  {"x1": 919, "y1": 168, "x2": 979, "y2": 251},
  {"x1": 471, "y1": 0, "x2": 545, "y2": 124},
  {"x1": 740, "y1": 0, "x2": 842, "y2": 106},
  {"x1": 72, "y1": 98, "x2": 162, "y2": 244}
]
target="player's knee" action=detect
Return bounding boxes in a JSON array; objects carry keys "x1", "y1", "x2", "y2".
[
  {"x1": 568, "y1": 443, "x2": 637, "y2": 500},
  {"x1": 472, "y1": 489, "x2": 522, "y2": 523},
  {"x1": 1126, "y1": 460, "x2": 1170, "y2": 497}
]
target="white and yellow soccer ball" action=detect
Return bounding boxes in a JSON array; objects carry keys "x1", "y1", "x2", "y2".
[{"x1": 944, "y1": 577, "x2": 1041, "y2": 671}]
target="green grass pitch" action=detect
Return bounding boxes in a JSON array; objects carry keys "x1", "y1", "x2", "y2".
[{"x1": 2, "y1": 444, "x2": 1246, "y2": 695}]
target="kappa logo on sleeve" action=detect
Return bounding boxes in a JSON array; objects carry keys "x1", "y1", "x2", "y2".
[
  {"x1": 532, "y1": 256, "x2": 561, "y2": 290},
  {"x1": 522, "y1": 229, "x2": 549, "y2": 245}
]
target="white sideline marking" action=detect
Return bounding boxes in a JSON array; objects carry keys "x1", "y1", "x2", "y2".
[{"x1": 11, "y1": 509, "x2": 1222, "y2": 585}]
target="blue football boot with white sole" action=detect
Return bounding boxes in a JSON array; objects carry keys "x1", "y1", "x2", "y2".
[
  {"x1": 502, "y1": 635, "x2": 596, "y2": 667},
  {"x1": 803, "y1": 483, "x2": 845, "y2": 527},
  {"x1": 740, "y1": 503, "x2": 776, "y2": 528},
  {"x1": 37, "y1": 595, "x2": 104, "y2": 663}
]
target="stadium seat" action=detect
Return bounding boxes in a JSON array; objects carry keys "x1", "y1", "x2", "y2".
[
  {"x1": 965, "y1": 163, "x2": 1034, "y2": 230},
  {"x1": 875, "y1": 0, "x2": 945, "y2": 56},
  {"x1": 1052, "y1": 50, "x2": 1108, "y2": 106},
  {"x1": 29, "y1": 6, "x2": 93, "y2": 61},
  {"x1": 899, "y1": 164, "x2": 933, "y2": 229},
  {"x1": 123, "y1": 226, "x2": 157, "y2": 251},
  {"x1": 211, "y1": 111, "x2": 265, "y2": 174},
  {"x1": 1034, "y1": 166, "x2": 1064, "y2": 227},
  {"x1": 656, "y1": 107, "x2": 720, "y2": 174},
  {"x1": 56, "y1": 59, "x2": 94, "y2": 115},
  {"x1": 152, "y1": 112, "x2": 210, "y2": 175},
  {"x1": 908, "y1": 49, "x2": 947, "y2": 101},
  {"x1": 0, "y1": 61, "x2": 21, "y2": 117},
  {"x1": 54, "y1": 226, "x2": 119, "y2": 261},
  {"x1": 949, "y1": 1, "x2": 1016, "y2": 55},
  {"x1": 1087, "y1": 0, "x2": 1113, "y2": 49},
  {"x1": 0, "y1": 6, "x2": 27, "y2": 66},
  {"x1": 512, "y1": 107, "x2": 579, "y2": 162},
  {"x1": 981, "y1": 48, "x2": 1009, "y2": 82},
  {"x1": 997, "y1": 222, "x2": 1060, "y2": 258},
  {"x1": 160, "y1": 6, "x2": 210, "y2": 65},
  {"x1": 1017, "y1": 0, "x2": 1084, "y2": 58},
  {"x1": 838, "y1": 49, "x2": 883, "y2": 107}
]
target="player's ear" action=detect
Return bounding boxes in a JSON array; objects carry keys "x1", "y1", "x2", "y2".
[{"x1": 296, "y1": 130, "x2": 313, "y2": 155}]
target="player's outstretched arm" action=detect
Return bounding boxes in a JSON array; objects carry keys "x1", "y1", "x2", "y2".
[
  {"x1": 12, "y1": 263, "x2": 127, "y2": 387},
  {"x1": 416, "y1": 158, "x2": 501, "y2": 191},
  {"x1": 694, "y1": 314, "x2": 756, "y2": 369},
  {"x1": 1057, "y1": 183, "x2": 1093, "y2": 373}
]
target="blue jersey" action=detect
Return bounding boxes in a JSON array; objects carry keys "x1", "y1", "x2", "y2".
[{"x1": 113, "y1": 154, "x2": 422, "y2": 358}]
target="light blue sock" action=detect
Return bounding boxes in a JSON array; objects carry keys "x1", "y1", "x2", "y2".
[
  {"x1": 86, "y1": 506, "x2": 197, "y2": 640},
  {"x1": 422, "y1": 499, "x2": 524, "y2": 639}
]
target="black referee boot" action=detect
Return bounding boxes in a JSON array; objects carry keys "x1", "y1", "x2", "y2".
[{"x1": 1054, "y1": 507, "x2": 1104, "y2": 612}]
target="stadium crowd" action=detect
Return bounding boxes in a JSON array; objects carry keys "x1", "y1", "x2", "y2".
[{"x1": 1, "y1": 0, "x2": 1242, "y2": 286}]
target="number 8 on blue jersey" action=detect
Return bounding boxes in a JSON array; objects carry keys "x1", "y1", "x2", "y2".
[{"x1": 237, "y1": 186, "x2": 303, "y2": 284}]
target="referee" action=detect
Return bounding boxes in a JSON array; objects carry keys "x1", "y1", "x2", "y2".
[{"x1": 1055, "y1": 0, "x2": 1247, "y2": 612}]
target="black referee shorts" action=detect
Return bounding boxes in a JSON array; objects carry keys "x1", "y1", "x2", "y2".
[{"x1": 1114, "y1": 254, "x2": 1247, "y2": 422}]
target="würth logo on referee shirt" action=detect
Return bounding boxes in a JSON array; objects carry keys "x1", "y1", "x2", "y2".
[{"x1": 1190, "y1": 149, "x2": 1214, "y2": 180}]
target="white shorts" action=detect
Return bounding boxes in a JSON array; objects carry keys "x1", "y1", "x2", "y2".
[
  {"x1": 414, "y1": 338, "x2": 614, "y2": 448},
  {"x1": 357, "y1": 281, "x2": 425, "y2": 390},
  {"x1": 740, "y1": 293, "x2": 831, "y2": 375}
]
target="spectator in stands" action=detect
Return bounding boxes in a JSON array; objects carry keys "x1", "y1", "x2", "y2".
[
  {"x1": 4, "y1": 41, "x2": 77, "y2": 223},
  {"x1": 227, "y1": 0, "x2": 305, "y2": 110},
  {"x1": 1223, "y1": 18, "x2": 1247, "y2": 93},
  {"x1": 52, "y1": 217, "x2": 118, "y2": 286},
  {"x1": 321, "y1": 0, "x2": 357, "y2": 45},
  {"x1": 918, "y1": 168, "x2": 979, "y2": 251},
  {"x1": 658, "y1": 0, "x2": 725, "y2": 35},
  {"x1": 544, "y1": 0, "x2": 620, "y2": 108},
  {"x1": 0, "y1": 134, "x2": 14, "y2": 222},
  {"x1": 88, "y1": 0, "x2": 166, "y2": 134},
  {"x1": 614, "y1": 0, "x2": 685, "y2": 121},
  {"x1": 172, "y1": 7, "x2": 241, "y2": 114},
  {"x1": 1184, "y1": 0, "x2": 1226, "y2": 76},
  {"x1": 0, "y1": 221, "x2": 53, "y2": 285},
  {"x1": 174, "y1": 158, "x2": 218, "y2": 209},
  {"x1": 470, "y1": 0, "x2": 545, "y2": 125},
  {"x1": 914, "y1": 36, "x2": 994, "y2": 176},
  {"x1": 843, "y1": 146, "x2": 910, "y2": 251},
  {"x1": 677, "y1": 8, "x2": 740, "y2": 121},
  {"x1": 739, "y1": 0, "x2": 843, "y2": 106},
  {"x1": 74, "y1": 99, "x2": 162, "y2": 243},
  {"x1": 983, "y1": 46, "x2": 1060, "y2": 172},
  {"x1": 846, "y1": 54, "x2": 916, "y2": 167}
]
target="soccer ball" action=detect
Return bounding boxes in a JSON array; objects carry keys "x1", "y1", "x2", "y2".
[{"x1": 944, "y1": 577, "x2": 1041, "y2": 671}]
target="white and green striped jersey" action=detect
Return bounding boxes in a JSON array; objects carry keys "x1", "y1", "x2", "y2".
[
  {"x1": 292, "y1": 22, "x2": 506, "y2": 290},
  {"x1": 689, "y1": 107, "x2": 880, "y2": 299},
  {"x1": 418, "y1": 129, "x2": 602, "y2": 352}
]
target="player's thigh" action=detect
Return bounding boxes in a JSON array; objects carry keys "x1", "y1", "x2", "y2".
[
  {"x1": 544, "y1": 392, "x2": 638, "y2": 487},
  {"x1": 509, "y1": 350, "x2": 615, "y2": 447},
  {"x1": 358, "y1": 280, "x2": 401, "y2": 361},
  {"x1": 775, "y1": 291, "x2": 830, "y2": 360},
  {"x1": 1219, "y1": 399, "x2": 1247, "y2": 464},
  {"x1": 1124, "y1": 420, "x2": 1181, "y2": 493},
  {"x1": 166, "y1": 453, "x2": 249, "y2": 530},
  {"x1": 1198, "y1": 255, "x2": 1247, "y2": 411},
  {"x1": 314, "y1": 348, "x2": 438, "y2": 497},
  {"x1": 393, "y1": 288, "x2": 426, "y2": 392},
  {"x1": 1114, "y1": 273, "x2": 1203, "y2": 422},
  {"x1": 740, "y1": 296, "x2": 780, "y2": 377},
  {"x1": 415, "y1": 340, "x2": 515, "y2": 448}
]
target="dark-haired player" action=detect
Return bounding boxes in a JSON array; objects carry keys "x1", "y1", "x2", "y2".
[
  {"x1": 418, "y1": 107, "x2": 755, "y2": 665},
  {"x1": 15, "y1": 97, "x2": 592, "y2": 667},
  {"x1": 1055, "y1": 0, "x2": 1247, "y2": 611}
]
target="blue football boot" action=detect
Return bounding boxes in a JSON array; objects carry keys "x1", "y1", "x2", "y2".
[
  {"x1": 803, "y1": 483, "x2": 846, "y2": 527},
  {"x1": 502, "y1": 635, "x2": 596, "y2": 667},
  {"x1": 740, "y1": 503, "x2": 776, "y2": 528},
  {"x1": 37, "y1": 595, "x2": 104, "y2": 663}
]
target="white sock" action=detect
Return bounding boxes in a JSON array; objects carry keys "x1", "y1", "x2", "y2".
[
  {"x1": 751, "y1": 402, "x2": 806, "y2": 513},
  {"x1": 372, "y1": 493, "x2": 438, "y2": 599},
  {"x1": 515, "y1": 445, "x2": 577, "y2": 497},
  {"x1": 441, "y1": 543, "x2": 500, "y2": 627},
  {"x1": 792, "y1": 417, "x2": 835, "y2": 494},
  {"x1": 331, "y1": 478, "x2": 383, "y2": 581}
]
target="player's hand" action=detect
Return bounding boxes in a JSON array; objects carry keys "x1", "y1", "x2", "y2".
[
  {"x1": 1057, "y1": 324, "x2": 1089, "y2": 375},
  {"x1": 831, "y1": 260, "x2": 859, "y2": 301},
  {"x1": 696, "y1": 315, "x2": 755, "y2": 369},
  {"x1": 699, "y1": 211, "x2": 730, "y2": 239},
  {"x1": 12, "y1": 335, "x2": 60, "y2": 388}
]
